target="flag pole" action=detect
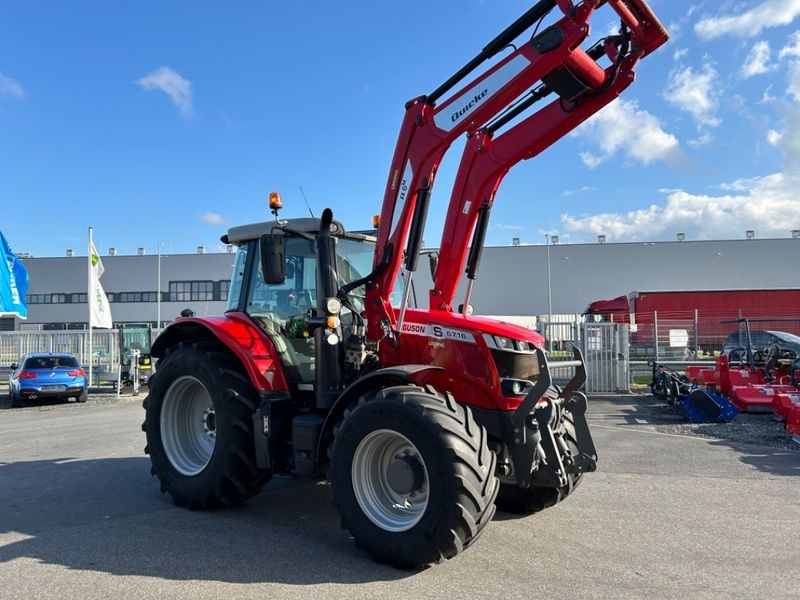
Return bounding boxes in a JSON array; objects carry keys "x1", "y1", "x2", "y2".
[{"x1": 88, "y1": 226, "x2": 93, "y2": 389}]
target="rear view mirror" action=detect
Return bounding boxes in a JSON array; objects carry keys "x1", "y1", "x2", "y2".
[
  {"x1": 260, "y1": 234, "x2": 285, "y2": 284},
  {"x1": 10, "y1": 363, "x2": 18, "y2": 370}
]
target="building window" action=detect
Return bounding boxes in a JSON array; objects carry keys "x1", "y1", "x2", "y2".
[
  {"x1": 169, "y1": 280, "x2": 213, "y2": 301},
  {"x1": 70, "y1": 293, "x2": 87, "y2": 303},
  {"x1": 219, "y1": 280, "x2": 230, "y2": 302},
  {"x1": 112, "y1": 291, "x2": 158, "y2": 303}
]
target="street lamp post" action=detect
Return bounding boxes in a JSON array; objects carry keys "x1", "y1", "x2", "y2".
[
  {"x1": 545, "y1": 233, "x2": 553, "y2": 351},
  {"x1": 157, "y1": 243, "x2": 163, "y2": 329}
]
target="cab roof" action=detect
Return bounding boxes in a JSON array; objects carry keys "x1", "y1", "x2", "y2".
[{"x1": 221, "y1": 217, "x2": 376, "y2": 245}]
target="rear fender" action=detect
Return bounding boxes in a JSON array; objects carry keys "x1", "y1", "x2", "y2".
[
  {"x1": 315, "y1": 365, "x2": 443, "y2": 464},
  {"x1": 151, "y1": 314, "x2": 288, "y2": 392}
]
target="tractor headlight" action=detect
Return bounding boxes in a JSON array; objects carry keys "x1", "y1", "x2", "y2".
[
  {"x1": 326, "y1": 297, "x2": 342, "y2": 314},
  {"x1": 500, "y1": 378, "x2": 533, "y2": 397},
  {"x1": 494, "y1": 335, "x2": 515, "y2": 350}
]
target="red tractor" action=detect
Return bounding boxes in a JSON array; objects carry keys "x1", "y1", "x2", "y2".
[{"x1": 143, "y1": 0, "x2": 668, "y2": 568}]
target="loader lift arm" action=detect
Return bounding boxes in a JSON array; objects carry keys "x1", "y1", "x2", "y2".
[
  {"x1": 432, "y1": 1, "x2": 668, "y2": 311},
  {"x1": 365, "y1": 0, "x2": 668, "y2": 340}
]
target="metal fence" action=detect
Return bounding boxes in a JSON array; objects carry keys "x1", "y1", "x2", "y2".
[
  {"x1": 0, "y1": 330, "x2": 121, "y2": 375},
  {"x1": 543, "y1": 311, "x2": 800, "y2": 390},
  {"x1": 581, "y1": 323, "x2": 629, "y2": 393},
  {"x1": 627, "y1": 311, "x2": 800, "y2": 360},
  {"x1": 541, "y1": 321, "x2": 630, "y2": 393},
  {"x1": 7, "y1": 313, "x2": 792, "y2": 393}
]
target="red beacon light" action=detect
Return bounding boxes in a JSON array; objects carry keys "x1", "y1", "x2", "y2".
[{"x1": 268, "y1": 192, "x2": 283, "y2": 217}]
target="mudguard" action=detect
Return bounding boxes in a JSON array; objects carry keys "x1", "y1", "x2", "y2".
[
  {"x1": 151, "y1": 312, "x2": 289, "y2": 392},
  {"x1": 315, "y1": 365, "x2": 444, "y2": 464}
]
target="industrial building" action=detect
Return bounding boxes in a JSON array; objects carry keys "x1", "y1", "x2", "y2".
[{"x1": 3, "y1": 235, "x2": 799, "y2": 331}]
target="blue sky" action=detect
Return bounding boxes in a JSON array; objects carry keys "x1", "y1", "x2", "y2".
[{"x1": 2, "y1": 0, "x2": 800, "y2": 257}]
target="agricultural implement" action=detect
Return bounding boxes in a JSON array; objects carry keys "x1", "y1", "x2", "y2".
[{"x1": 650, "y1": 362, "x2": 739, "y2": 423}]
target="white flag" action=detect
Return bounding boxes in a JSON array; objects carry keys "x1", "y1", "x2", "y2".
[{"x1": 89, "y1": 240, "x2": 113, "y2": 329}]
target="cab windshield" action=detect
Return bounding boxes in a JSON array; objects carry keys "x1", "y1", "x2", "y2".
[
  {"x1": 225, "y1": 234, "x2": 406, "y2": 383},
  {"x1": 226, "y1": 235, "x2": 407, "y2": 317}
]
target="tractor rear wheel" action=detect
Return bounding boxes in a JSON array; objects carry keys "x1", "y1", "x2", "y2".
[
  {"x1": 329, "y1": 385, "x2": 498, "y2": 569},
  {"x1": 142, "y1": 341, "x2": 271, "y2": 509},
  {"x1": 495, "y1": 407, "x2": 583, "y2": 515}
]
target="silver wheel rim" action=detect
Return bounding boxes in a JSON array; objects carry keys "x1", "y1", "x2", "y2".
[
  {"x1": 351, "y1": 429, "x2": 429, "y2": 532},
  {"x1": 160, "y1": 375, "x2": 216, "y2": 476}
]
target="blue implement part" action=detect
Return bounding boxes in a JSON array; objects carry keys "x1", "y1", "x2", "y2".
[{"x1": 678, "y1": 389, "x2": 740, "y2": 423}]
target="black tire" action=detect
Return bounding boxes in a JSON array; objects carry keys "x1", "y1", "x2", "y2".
[
  {"x1": 76, "y1": 391, "x2": 88, "y2": 403},
  {"x1": 142, "y1": 341, "x2": 272, "y2": 509},
  {"x1": 10, "y1": 392, "x2": 23, "y2": 408},
  {"x1": 495, "y1": 408, "x2": 583, "y2": 515},
  {"x1": 329, "y1": 384, "x2": 498, "y2": 569}
]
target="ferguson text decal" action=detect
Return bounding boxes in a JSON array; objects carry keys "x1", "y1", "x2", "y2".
[
  {"x1": 433, "y1": 55, "x2": 530, "y2": 131},
  {"x1": 401, "y1": 322, "x2": 476, "y2": 344}
]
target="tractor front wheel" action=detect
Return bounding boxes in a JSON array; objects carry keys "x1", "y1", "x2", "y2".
[
  {"x1": 329, "y1": 385, "x2": 498, "y2": 568},
  {"x1": 143, "y1": 342, "x2": 271, "y2": 509}
]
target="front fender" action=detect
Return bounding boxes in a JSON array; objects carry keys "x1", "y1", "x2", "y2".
[
  {"x1": 152, "y1": 313, "x2": 288, "y2": 392},
  {"x1": 315, "y1": 364, "x2": 443, "y2": 464}
]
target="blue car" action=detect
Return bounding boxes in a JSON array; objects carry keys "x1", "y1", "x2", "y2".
[{"x1": 9, "y1": 352, "x2": 88, "y2": 408}]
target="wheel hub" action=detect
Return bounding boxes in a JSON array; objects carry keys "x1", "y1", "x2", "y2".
[
  {"x1": 386, "y1": 454, "x2": 425, "y2": 495},
  {"x1": 203, "y1": 407, "x2": 217, "y2": 439}
]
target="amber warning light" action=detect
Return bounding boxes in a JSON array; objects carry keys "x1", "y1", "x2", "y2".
[
  {"x1": 269, "y1": 192, "x2": 283, "y2": 217},
  {"x1": 372, "y1": 214, "x2": 380, "y2": 229}
]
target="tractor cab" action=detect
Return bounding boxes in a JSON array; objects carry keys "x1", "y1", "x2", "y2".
[{"x1": 222, "y1": 213, "x2": 405, "y2": 389}]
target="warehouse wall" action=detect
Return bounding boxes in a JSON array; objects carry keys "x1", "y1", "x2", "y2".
[
  {"x1": 460, "y1": 238, "x2": 800, "y2": 316},
  {"x1": 18, "y1": 252, "x2": 236, "y2": 327},
  {"x1": 13, "y1": 237, "x2": 800, "y2": 328}
]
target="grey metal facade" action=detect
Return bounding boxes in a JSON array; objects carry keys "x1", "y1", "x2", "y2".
[
  {"x1": 6, "y1": 237, "x2": 800, "y2": 329},
  {"x1": 456, "y1": 237, "x2": 800, "y2": 316},
  {"x1": 10, "y1": 252, "x2": 235, "y2": 329}
]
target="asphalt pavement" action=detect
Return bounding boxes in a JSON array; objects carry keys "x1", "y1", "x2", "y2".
[{"x1": 0, "y1": 393, "x2": 798, "y2": 600}]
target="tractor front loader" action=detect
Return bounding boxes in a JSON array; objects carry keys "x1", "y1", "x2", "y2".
[{"x1": 143, "y1": 0, "x2": 668, "y2": 568}]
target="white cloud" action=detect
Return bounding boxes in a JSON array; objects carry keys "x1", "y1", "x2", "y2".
[
  {"x1": 201, "y1": 212, "x2": 225, "y2": 225},
  {"x1": 688, "y1": 131, "x2": 715, "y2": 148},
  {"x1": 562, "y1": 62, "x2": 800, "y2": 243},
  {"x1": 718, "y1": 176, "x2": 765, "y2": 191},
  {"x1": 664, "y1": 63, "x2": 721, "y2": 127},
  {"x1": 561, "y1": 174, "x2": 800, "y2": 242},
  {"x1": 673, "y1": 48, "x2": 688, "y2": 62},
  {"x1": 573, "y1": 98, "x2": 680, "y2": 168},
  {"x1": 136, "y1": 66, "x2": 193, "y2": 118},
  {"x1": 741, "y1": 40, "x2": 773, "y2": 77},
  {"x1": 695, "y1": 0, "x2": 800, "y2": 40},
  {"x1": 0, "y1": 73, "x2": 24, "y2": 99},
  {"x1": 562, "y1": 186, "x2": 597, "y2": 197},
  {"x1": 779, "y1": 30, "x2": 800, "y2": 58}
]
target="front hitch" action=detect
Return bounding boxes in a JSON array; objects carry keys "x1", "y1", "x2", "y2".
[{"x1": 509, "y1": 345, "x2": 597, "y2": 489}]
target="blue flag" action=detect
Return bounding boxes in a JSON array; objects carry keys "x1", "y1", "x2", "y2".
[{"x1": 0, "y1": 230, "x2": 29, "y2": 319}]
